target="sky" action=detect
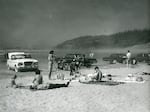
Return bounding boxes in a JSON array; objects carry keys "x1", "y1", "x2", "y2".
[{"x1": 0, "y1": 0, "x2": 149, "y2": 49}]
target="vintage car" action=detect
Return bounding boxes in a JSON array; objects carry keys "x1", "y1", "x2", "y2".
[
  {"x1": 103, "y1": 53, "x2": 127, "y2": 64},
  {"x1": 0, "y1": 53, "x2": 6, "y2": 62},
  {"x1": 7, "y1": 52, "x2": 38, "y2": 72},
  {"x1": 56, "y1": 54, "x2": 97, "y2": 70},
  {"x1": 103, "y1": 53, "x2": 138, "y2": 64},
  {"x1": 134, "y1": 53, "x2": 150, "y2": 63}
]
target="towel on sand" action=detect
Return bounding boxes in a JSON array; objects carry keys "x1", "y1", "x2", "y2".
[{"x1": 114, "y1": 80, "x2": 145, "y2": 83}]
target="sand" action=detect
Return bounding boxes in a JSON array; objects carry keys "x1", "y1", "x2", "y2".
[{"x1": 0, "y1": 63, "x2": 150, "y2": 112}]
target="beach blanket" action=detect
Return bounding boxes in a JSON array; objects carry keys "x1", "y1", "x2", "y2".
[
  {"x1": 79, "y1": 80, "x2": 124, "y2": 86},
  {"x1": 114, "y1": 80, "x2": 145, "y2": 83}
]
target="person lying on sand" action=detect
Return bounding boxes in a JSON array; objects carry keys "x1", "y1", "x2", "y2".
[
  {"x1": 30, "y1": 81, "x2": 71, "y2": 90},
  {"x1": 79, "y1": 66, "x2": 102, "y2": 82},
  {"x1": 30, "y1": 69, "x2": 71, "y2": 90}
]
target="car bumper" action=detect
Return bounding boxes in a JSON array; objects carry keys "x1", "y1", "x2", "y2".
[{"x1": 17, "y1": 67, "x2": 38, "y2": 71}]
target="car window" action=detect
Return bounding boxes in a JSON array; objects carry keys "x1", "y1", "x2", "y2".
[
  {"x1": 11, "y1": 55, "x2": 17, "y2": 60},
  {"x1": 11, "y1": 54, "x2": 31, "y2": 59},
  {"x1": 24, "y1": 54, "x2": 32, "y2": 58}
]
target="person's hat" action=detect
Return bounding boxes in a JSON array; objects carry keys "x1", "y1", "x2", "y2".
[
  {"x1": 95, "y1": 66, "x2": 99, "y2": 69},
  {"x1": 49, "y1": 50, "x2": 54, "y2": 54}
]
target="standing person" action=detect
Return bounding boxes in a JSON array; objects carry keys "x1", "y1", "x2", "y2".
[
  {"x1": 126, "y1": 50, "x2": 131, "y2": 68},
  {"x1": 70, "y1": 59, "x2": 76, "y2": 76},
  {"x1": 75, "y1": 55, "x2": 80, "y2": 72},
  {"x1": 48, "y1": 50, "x2": 54, "y2": 79},
  {"x1": 89, "y1": 52, "x2": 94, "y2": 58}
]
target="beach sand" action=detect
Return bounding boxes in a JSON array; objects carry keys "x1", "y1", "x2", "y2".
[{"x1": 0, "y1": 63, "x2": 150, "y2": 112}]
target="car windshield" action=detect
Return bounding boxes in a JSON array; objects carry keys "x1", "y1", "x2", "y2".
[
  {"x1": 110, "y1": 54, "x2": 125, "y2": 57},
  {"x1": 12, "y1": 54, "x2": 31, "y2": 59},
  {"x1": 65, "y1": 54, "x2": 84, "y2": 59}
]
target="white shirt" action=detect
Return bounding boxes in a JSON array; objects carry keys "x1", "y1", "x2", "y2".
[
  {"x1": 126, "y1": 52, "x2": 131, "y2": 59},
  {"x1": 48, "y1": 54, "x2": 54, "y2": 61}
]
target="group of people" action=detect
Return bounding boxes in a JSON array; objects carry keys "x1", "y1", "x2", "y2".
[
  {"x1": 10, "y1": 69, "x2": 71, "y2": 90},
  {"x1": 9, "y1": 49, "x2": 133, "y2": 90},
  {"x1": 48, "y1": 50, "x2": 84, "y2": 77},
  {"x1": 10, "y1": 66, "x2": 103, "y2": 90}
]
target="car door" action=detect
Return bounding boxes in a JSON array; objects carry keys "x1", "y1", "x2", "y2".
[{"x1": 8, "y1": 55, "x2": 16, "y2": 69}]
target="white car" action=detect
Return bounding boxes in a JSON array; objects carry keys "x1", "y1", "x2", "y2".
[{"x1": 7, "y1": 52, "x2": 38, "y2": 72}]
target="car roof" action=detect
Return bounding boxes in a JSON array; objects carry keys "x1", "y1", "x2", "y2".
[
  {"x1": 111, "y1": 53, "x2": 125, "y2": 55},
  {"x1": 8, "y1": 52, "x2": 25, "y2": 55},
  {"x1": 8, "y1": 52, "x2": 25, "y2": 59},
  {"x1": 67, "y1": 54, "x2": 84, "y2": 55}
]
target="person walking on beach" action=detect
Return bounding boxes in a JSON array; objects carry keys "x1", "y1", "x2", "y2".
[
  {"x1": 48, "y1": 50, "x2": 55, "y2": 79},
  {"x1": 126, "y1": 50, "x2": 131, "y2": 68}
]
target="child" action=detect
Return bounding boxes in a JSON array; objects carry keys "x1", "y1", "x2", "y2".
[{"x1": 10, "y1": 74, "x2": 18, "y2": 88}]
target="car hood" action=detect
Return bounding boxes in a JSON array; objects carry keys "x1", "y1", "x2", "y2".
[{"x1": 14, "y1": 59, "x2": 38, "y2": 63}]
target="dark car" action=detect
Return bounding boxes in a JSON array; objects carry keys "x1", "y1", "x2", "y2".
[
  {"x1": 56, "y1": 54, "x2": 97, "y2": 70},
  {"x1": 0, "y1": 52, "x2": 8, "y2": 62},
  {"x1": 103, "y1": 53, "x2": 127, "y2": 64},
  {"x1": 134, "y1": 53, "x2": 150, "y2": 63}
]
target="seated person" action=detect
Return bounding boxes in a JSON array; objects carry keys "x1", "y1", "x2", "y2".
[
  {"x1": 30, "y1": 69, "x2": 71, "y2": 90},
  {"x1": 79, "y1": 66, "x2": 102, "y2": 82},
  {"x1": 31, "y1": 69, "x2": 43, "y2": 89}
]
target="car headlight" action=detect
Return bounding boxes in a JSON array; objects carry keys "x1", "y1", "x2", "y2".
[
  {"x1": 18, "y1": 62, "x2": 23, "y2": 66},
  {"x1": 33, "y1": 62, "x2": 38, "y2": 66}
]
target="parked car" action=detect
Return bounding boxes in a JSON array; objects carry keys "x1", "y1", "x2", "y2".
[
  {"x1": 147, "y1": 60, "x2": 150, "y2": 65},
  {"x1": 7, "y1": 52, "x2": 38, "y2": 72},
  {"x1": 56, "y1": 54, "x2": 97, "y2": 70},
  {"x1": 0, "y1": 53, "x2": 7, "y2": 62},
  {"x1": 103, "y1": 53, "x2": 127, "y2": 64},
  {"x1": 134, "y1": 53, "x2": 150, "y2": 63}
]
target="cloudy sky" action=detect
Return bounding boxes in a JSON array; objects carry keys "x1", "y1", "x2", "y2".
[{"x1": 0, "y1": 0, "x2": 149, "y2": 48}]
